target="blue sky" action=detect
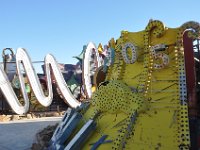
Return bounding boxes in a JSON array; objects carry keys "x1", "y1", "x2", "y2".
[{"x1": 0, "y1": 0, "x2": 200, "y2": 72}]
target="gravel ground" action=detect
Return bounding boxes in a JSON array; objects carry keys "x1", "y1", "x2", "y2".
[{"x1": 0, "y1": 117, "x2": 61, "y2": 150}]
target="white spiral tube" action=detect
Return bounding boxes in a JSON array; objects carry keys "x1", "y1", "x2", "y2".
[
  {"x1": 0, "y1": 48, "x2": 81, "y2": 114},
  {"x1": 82, "y1": 42, "x2": 101, "y2": 99}
]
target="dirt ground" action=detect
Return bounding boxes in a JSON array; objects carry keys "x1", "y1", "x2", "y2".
[{"x1": 0, "y1": 112, "x2": 63, "y2": 150}]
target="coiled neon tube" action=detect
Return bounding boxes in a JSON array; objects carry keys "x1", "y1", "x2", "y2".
[{"x1": 0, "y1": 48, "x2": 81, "y2": 114}]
